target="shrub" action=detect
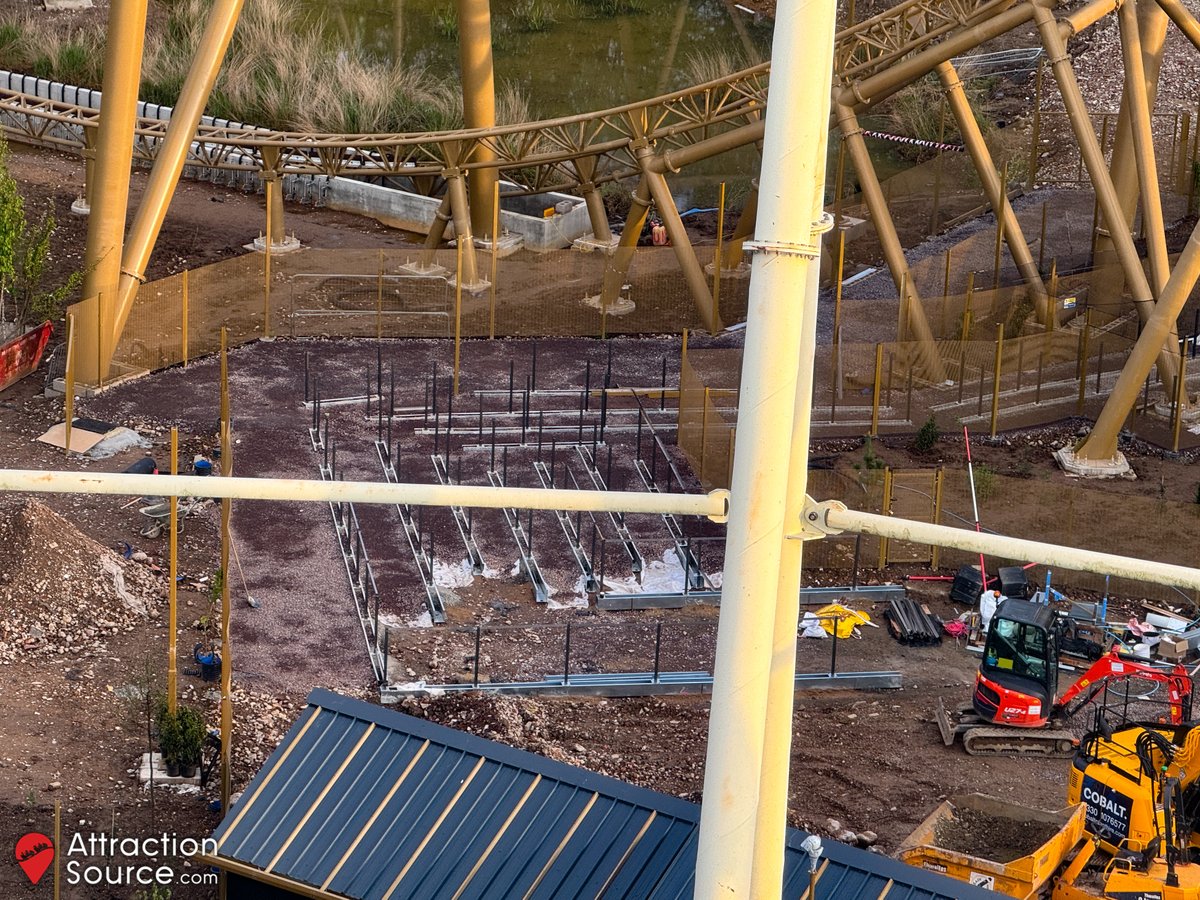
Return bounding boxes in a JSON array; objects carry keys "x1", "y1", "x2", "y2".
[
  {"x1": 861, "y1": 435, "x2": 885, "y2": 470},
  {"x1": 973, "y1": 463, "x2": 997, "y2": 502},
  {"x1": 913, "y1": 415, "x2": 939, "y2": 453}
]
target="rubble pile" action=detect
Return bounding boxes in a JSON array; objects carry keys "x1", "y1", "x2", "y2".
[
  {"x1": 229, "y1": 688, "x2": 302, "y2": 784},
  {"x1": 0, "y1": 499, "x2": 163, "y2": 662}
]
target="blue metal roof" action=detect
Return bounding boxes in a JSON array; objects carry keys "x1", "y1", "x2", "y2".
[{"x1": 209, "y1": 689, "x2": 997, "y2": 900}]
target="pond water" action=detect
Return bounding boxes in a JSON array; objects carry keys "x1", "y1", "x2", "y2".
[
  {"x1": 294, "y1": 0, "x2": 775, "y2": 204},
  {"x1": 295, "y1": 0, "x2": 773, "y2": 119}
]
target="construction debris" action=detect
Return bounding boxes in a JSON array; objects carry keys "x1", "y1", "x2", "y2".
[
  {"x1": 885, "y1": 596, "x2": 942, "y2": 645},
  {"x1": 0, "y1": 499, "x2": 164, "y2": 663}
]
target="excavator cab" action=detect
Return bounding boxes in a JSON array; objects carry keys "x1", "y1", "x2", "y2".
[{"x1": 974, "y1": 599, "x2": 1059, "y2": 727}]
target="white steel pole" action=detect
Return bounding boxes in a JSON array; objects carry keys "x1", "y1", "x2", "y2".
[
  {"x1": 0, "y1": 469, "x2": 726, "y2": 520},
  {"x1": 693, "y1": 0, "x2": 838, "y2": 890}
]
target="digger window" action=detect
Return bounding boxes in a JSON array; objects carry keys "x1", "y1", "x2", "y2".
[{"x1": 984, "y1": 618, "x2": 1052, "y2": 688}]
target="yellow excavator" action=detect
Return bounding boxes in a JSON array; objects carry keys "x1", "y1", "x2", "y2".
[{"x1": 903, "y1": 718, "x2": 1200, "y2": 898}]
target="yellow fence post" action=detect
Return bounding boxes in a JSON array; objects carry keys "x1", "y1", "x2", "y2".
[
  {"x1": 713, "y1": 181, "x2": 725, "y2": 326},
  {"x1": 878, "y1": 467, "x2": 893, "y2": 567},
  {"x1": 990, "y1": 324, "x2": 1004, "y2": 438},
  {"x1": 1174, "y1": 341, "x2": 1187, "y2": 452},
  {"x1": 1077, "y1": 310, "x2": 1092, "y2": 413},
  {"x1": 490, "y1": 181, "x2": 499, "y2": 340},
  {"x1": 931, "y1": 467, "x2": 945, "y2": 569},
  {"x1": 168, "y1": 427, "x2": 178, "y2": 713},
  {"x1": 263, "y1": 184, "x2": 272, "y2": 339},
  {"x1": 377, "y1": 249, "x2": 384, "y2": 341},
  {"x1": 454, "y1": 240, "x2": 463, "y2": 396},
  {"x1": 870, "y1": 343, "x2": 883, "y2": 436},
  {"x1": 181, "y1": 269, "x2": 189, "y2": 366},
  {"x1": 63, "y1": 313, "x2": 76, "y2": 455},
  {"x1": 700, "y1": 387, "x2": 711, "y2": 485}
]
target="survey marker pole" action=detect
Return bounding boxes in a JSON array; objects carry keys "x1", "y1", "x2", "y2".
[{"x1": 693, "y1": 0, "x2": 836, "y2": 892}]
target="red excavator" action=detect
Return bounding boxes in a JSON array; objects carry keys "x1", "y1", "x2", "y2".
[{"x1": 938, "y1": 597, "x2": 1193, "y2": 756}]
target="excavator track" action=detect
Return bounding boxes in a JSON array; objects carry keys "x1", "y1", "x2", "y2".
[{"x1": 961, "y1": 726, "x2": 1077, "y2": 758}]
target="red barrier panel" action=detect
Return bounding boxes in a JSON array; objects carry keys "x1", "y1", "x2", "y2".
[{"x1": 0, "y1": 321, "x2": 52, "y2": 393}]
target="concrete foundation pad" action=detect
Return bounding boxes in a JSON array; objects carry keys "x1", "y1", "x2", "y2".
[
  {"x1": 69, "y1": 198, "x2": 89, "y2": 216},
  {"x1": 1151, "y1": 397, "x2": 1200, "y2": 423},
  {"x1": 470, "y1": 234, "x2": 524, "y2": 258},
  {"x1": 137, "y1": 752, "x2": 201, "y2": 787},
  {"x1": 249, "y1": 235, "x2": 302, "y2": 254},
  {"x1": 703, "y1": 261, "x2": 752, "y2": 279},
  {"x1": 581, "y1": 293, "x2": 636, "y2": 316},
  {"x1": 44, "y1": 0, "x2": 93, "y2": 9},
  {"x1": 396, "y1": 261, "x2": 450, "y2": 278},
  {"x1": 1054, "y1": 445, "x2": 1134, "y2": 479},
  {"x1": 572, "y1": 234, "x2": 620, "y2": 255},
  {"x1": 445, "y1": 276, "x2": 491, "y2": 295}
]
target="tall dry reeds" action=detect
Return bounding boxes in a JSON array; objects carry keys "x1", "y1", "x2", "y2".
[{"x1": 0, "y1": 0, "x2": 534, "y2": 135}]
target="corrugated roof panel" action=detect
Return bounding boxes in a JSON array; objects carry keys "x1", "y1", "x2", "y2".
[
  {"x1": 600, "y1": 814, "x2": 695, "y2": 899},
  {"x1": 210, "y1": 691, "x2": 1004, "y2": 900},
  {"x1": 528, "y1": 796, "x2": 644, "y2": 899},
  {"x1": 335, "y1": 745, "x2": 478, "y2": 899},
  {"x1": 398, "y1": 763, "x2": 536, "y2": 899},
  {"x1": 221, "y1": 710, "x2": 361, "y2": 867},
  {"x1": 272, "y1": 726, "x2": 418, "y2": 883}
]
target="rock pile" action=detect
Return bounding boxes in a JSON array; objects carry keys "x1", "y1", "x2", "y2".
[{"x1": 0, "y1": 499, "x2": 163, "y2": 662}]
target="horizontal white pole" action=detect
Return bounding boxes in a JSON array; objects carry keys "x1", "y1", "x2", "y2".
[
  {"x1": 823, "y1": 503, "x2": 1200, "y2": 592},
  {"x1": 0, "y1": 468, "x2": 728, "y2": 520}
]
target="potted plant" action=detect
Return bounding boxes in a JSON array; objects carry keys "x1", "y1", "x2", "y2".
[
  {"x1": 156, "y1": 708, "x2": 183, "y2": 778},
  {"x1": 176, "y1": 706, "x2": 207, "y2": 779}
]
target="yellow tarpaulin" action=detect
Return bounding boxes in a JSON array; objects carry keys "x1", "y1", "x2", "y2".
[{"x1": 814, "y1": 604, "x2": 872, "y2": 638}]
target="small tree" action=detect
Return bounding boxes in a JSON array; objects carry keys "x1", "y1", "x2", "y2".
[
  {"x1": 10, "y1": 206, "x2": 83, "y2": 326},
  {"x1": 913, "y1": 415, "x2": 940, "y2": 453}
]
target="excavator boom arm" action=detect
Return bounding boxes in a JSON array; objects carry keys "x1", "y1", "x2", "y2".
[{"x1": 1054, "y1": 649, "x2": 1192, "y2": 724}]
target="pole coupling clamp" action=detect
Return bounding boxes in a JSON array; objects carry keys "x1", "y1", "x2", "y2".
[
  {"x1": 744, "y1": 214, "x2": 835, "y2": 260},
  {"x1": 706, "y1": 489, "x2": 730, "y2": 524},
  {"x1": 788, "y1": 496, "x2": 848, "y2": 541}
]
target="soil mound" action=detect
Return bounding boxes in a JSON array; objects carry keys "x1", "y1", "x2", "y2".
[
  {"x1": 933, "y1": 805, "x2": 1061, "y2": 863},
  {"x1": 0, "y1": 499, "x2": 163, "y2": 662}
]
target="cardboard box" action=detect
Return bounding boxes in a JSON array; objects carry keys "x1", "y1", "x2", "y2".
[{"x1": 1158, "y1": 636, "x2": 1191, "y2": 662}]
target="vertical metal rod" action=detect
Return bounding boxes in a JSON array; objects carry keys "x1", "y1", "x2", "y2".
[
  {"x1": 473, "y1": 626, "x2": 481, "y2": 686},
  {"x1": 550, "y1": 441, "x2": 557, "y2": 483},
  {"x1": 584, "y1": 360, "x2": 592, "y2": 410},
  {"x1": 606, "y1": 445, "x2": 614, "y2": 489},
  {"x1": 478, "y1": 395, "x2": 484, "y2": 441},
  {"x1": 1039, "y1": 202, "x2": 1048, "y2": 273},
  {"x1": 563, "y1": 622, "x2": 571, "y2": 685},
  {"x1": 990, "y1": 325, "x2": 1004, "y2": 438},
  {"x1": 423, "y1": 377, "x2": 430, "y2": 426},
  {"x1": 870, "y1": 343, "x2": 883, "y2": 436},
  {"x1": 323, "y1": 416, "x2": 329, "y2": 469},
  {"x1": 653, "y1": 622, "x2": 662, "y2": 682},
  {"x1": 661, "y1": 357, "x2": 668, "y2": 410},
  {"x1": 508, "y1": 360, "x2": 515, "y2": 412},
  {"x1": 1096, "y1": 343, "x2": 1105, "y2": 393},
  {"x1": 390, "y1": 364, "x2": 395, "y2": 415},
  {"x1": 502, "y1": 445, "x2": 508, "y2": 484},
  {"x1": 490, "y1": 422, "x2": 496, "y2": 471},
  {"x1": 829, "y1": 618, "x2": 839, "y2": 677},
  {"x1": 304, "y1": 352, "x2": 309, "y2": 402},
  {"x1": 531, "y1": 340, "x2": 538, "y2": 390},
  {"x1": 384, "y1": 627, "x2": 390, "y2": 685},
  {"x1": 538, "y1": 411, "x2": 544, "y2": 458},
  {"x1": 600, "y1": 373, "x2": 610, "y2": 441}
]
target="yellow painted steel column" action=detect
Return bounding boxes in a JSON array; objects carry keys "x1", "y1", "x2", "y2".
[
  {"x1": 110, "y1": 0, "x2": 244, "y2": 368},
  {"x1": 77, "y1": 0, "x2": 151, "y2": 383},
  {"x1": 937, "y1": 61, "x2": 1048, "y2": 321},
  {"x1": 446, "y1": 169, "x2": 482, "y2": 285},
  {"x1": 835, "y1": 103, "x2": 945, "y2": 382},
  {"x1": 1118, "y1": 0, "x2": 1170, "y2": 294},
  {"x1": 693, "y1": 0, "x2": 835, "y2": 888},
  {"x1": 1033, "y1": 4, "x2": 1180, "y2": 393},
  {"x1": 1089, "y1": 0, "x2": 1169, "y2": 306},
  {"x1": 723, "y1": 181, "x2": 758, "y2": 268},
  {"x1": 456, "y1": 0, "x2": 498, "y2": 238},
  {"x1": 599, "y1": 177, "x2": 652, "y2": 309},
  {"x1": 636, "y1": 145, "x2": 721, "y2": 333},
  {"x1": 1078, "y1": 216, "x2": 1200, "y2": 460}
]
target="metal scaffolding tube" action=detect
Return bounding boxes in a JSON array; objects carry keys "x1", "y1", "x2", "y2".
[
  {"x1": 937, "y1": 60, "x2": 1048, "y2": 320},
  {"x1": 693, "y1": 0, "x2": 834, "y2": 886}
]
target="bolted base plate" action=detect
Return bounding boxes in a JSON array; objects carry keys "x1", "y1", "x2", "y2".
[{"x1": 1053, "y1": 445, "x2": 1134, "y2": 479}]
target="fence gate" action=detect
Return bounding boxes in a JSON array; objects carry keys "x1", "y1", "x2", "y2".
[{"x1": 878, "y1": 468, "x2": 944, "y2": 567}]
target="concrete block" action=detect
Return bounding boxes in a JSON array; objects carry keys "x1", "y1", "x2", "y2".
[
  {"x1": 137, "y1": 753, "x2": 200, "y2": 787},
  {"x1": 1053, "y1": 445, "x2": 1133, "y2": 479},
  {"x1": 44, "y1": 0, "x2": 94, "y2": 9}
]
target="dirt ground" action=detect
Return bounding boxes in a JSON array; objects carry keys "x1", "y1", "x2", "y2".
[{"x1": 2, "y1": 5, "x2": 1200, "y2": 895}]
